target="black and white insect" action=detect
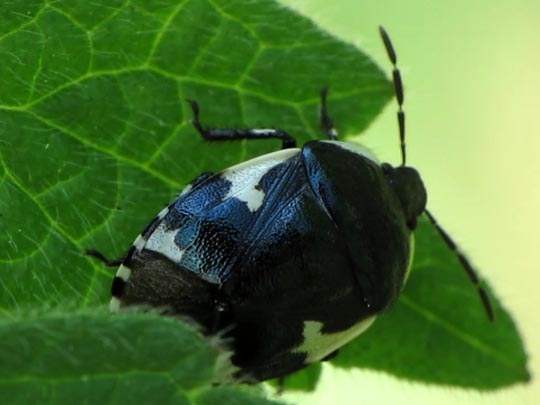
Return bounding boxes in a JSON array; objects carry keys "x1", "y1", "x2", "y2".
[{"x1": 88, "y1": 27, "x2": 493, "y2": 383}]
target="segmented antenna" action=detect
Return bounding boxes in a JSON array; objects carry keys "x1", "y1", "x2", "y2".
[
  {"x1": 379, "y1": 26, "x2": 406, "y2": 166},
  {"x1": 378, "y1": 27, "x2": 494, "y2": 321},
  {"x1": 424, "y1": 210, "x2": 494, "y2": 321}
]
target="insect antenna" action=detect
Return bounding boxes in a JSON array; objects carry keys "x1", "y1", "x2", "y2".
[
  {"x1": 380, "y1": 27, "x2": 493, "y2": 321},
  {"x1": 424, "y1": 210, "x2": 495, "y2": 321},
  {"x1": 379, "y1": 26, "x2": 406, "y2": 166}
]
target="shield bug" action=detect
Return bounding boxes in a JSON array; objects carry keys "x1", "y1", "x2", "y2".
[{"x1": 88, "y1": 26, "x2": 493, "y2": 382}]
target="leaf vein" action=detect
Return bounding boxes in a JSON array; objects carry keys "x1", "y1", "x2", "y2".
[
  {"x1": 400, "y1": 294, "x2": 522, "y2": 373},
  {"x1": 145, "y1": 0, "x2": 190, "y2": 65}
]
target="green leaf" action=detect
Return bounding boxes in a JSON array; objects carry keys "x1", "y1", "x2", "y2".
[
  {"x1": 0, "y1": 311, "x2": 283, "y2": 404},
  {"x1": 196, "y1": 387, "x2": 282, "y2": 405},
  {"x1": 273, "y1": 363, "x2": 322, "y2": 392},
  {"x1": 0, "y1": 0, "x2": 527, "y2": 398}
]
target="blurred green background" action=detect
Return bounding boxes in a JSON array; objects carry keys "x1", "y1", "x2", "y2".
[{"x1": 280, "y1": 0, "x2": 539, "y2": 404}]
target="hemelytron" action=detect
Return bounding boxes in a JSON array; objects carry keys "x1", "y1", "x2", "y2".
[{"x1": 88, "y1": 26, "x2": 493, "y2": 383}]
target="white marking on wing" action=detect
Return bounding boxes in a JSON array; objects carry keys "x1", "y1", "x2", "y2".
[
  {"x1": 293, "y1": 316, "x2": 376, "y2": 363},
  {"x1": 222, "y1": 148, "x2": 300, "y2": 212},
  {"x1": 145, "y1": 222, "x2": 185, "y2": 263},
  {"x1": 228, "y1": 183, "x2": 265, "y2": 212}
]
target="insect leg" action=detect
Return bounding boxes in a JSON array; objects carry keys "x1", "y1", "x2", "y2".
[
  {"x1": 187, "y1": 100, "x2": 297, "y2": 149},
  {"x1": 424, "y1": 210, "x2": 494, "y2": 321},
  {"x1": 320, "y1": 87, "x2": 338, "y2": 140},
  {"x1": 379, "y1": 26, "x2": 406, "y2": 166},
  {"x1": 85, "y1": 249, "x2": 124, "y2": 267}
]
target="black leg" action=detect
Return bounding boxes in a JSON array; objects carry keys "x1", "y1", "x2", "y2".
[
  {"x1": 424, "y1": 210, "x2": 494, "y2": 321},
  {"x1": 187, "y1": 100, "x2": 297, "y2": 149},
  {"x1": 320, "y1": 87, "x2": 338, "y2": 140},
  {"x1": 85, "y1": 249, "x2": 123, "y2": 267}
]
